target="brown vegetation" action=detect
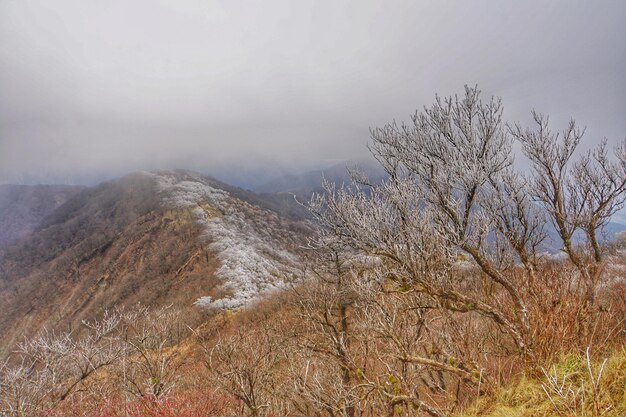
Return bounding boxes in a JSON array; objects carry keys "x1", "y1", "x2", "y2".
[
  {"x1": 1, "y1": 87, "x2": 625, "y2": 416},
  {"x1": 1, "y1": 252, "x2": 624, "y2": 416}
]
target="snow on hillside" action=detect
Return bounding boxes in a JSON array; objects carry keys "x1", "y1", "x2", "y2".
[{"x1": 150, "y1": 171, "x2": 301, "y2": 309}]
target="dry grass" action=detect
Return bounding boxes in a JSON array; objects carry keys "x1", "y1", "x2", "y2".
[
  {"x1": 2, "y1": 250, "x2": 625, "y2": 416},
  {"x1": 457, "y1": 347, "x2": 626, "y2": 417}
]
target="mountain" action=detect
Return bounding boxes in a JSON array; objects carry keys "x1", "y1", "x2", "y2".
[
  {"x1": 0, "y1": 171, "x2": 311, "y2": 355},
  {"x1": 0, "y1": 184, "x2": 84, "y2": 248},
  {"x1": 254, "y1": 159, "x2": 387, "y2": 199},
  {"x1": 1, "y1": 167, "x2": 621, "y2": 356}
]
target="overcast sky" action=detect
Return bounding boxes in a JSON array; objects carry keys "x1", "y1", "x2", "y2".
[{"x1": 1, "y1": 0, "x2": 625, "y2": 187}]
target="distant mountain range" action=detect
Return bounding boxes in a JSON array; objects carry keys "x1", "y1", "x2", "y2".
[{"x1": 254, "y1": 158, "x2": 386, "y2": 198}]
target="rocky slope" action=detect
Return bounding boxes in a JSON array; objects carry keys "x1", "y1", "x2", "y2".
[{"x1": 0, "y1": 171, "x2": 311, "y2": 355}]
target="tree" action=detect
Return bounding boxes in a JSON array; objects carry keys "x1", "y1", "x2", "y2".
[
  {"x1": 116, "y1": 305, "x2": 188, "y2": 400},
  {"x1": 310, "y1": 85, "x2": 626, "y2": 360},
  {"x1": 511, "y1": 114, "x2": 626, "y2": 309},
  {"x1": 0, "y1": 311, "x2": 123, "y2": 417},
  {"x1": 204, "y1": 326, "x2": 286, "y2": 417}
]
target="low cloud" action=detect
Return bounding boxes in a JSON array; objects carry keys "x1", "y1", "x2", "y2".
[{"x1": 1, "y1": 1, "x2": 625, "y2": 186}]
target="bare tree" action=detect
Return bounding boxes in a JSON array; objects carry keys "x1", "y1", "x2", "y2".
[
  {"x1": 0, "y1": 311, "x2": 123, "y2": 417},
  {"x1": 204, "y1": 324, "x2": 286, "y2": 417},
  {"x1": 0, "y1": 356, "x2": 51, "y2": 417},
  {"x1": 310, "y1": 84, "x2": 626, "y2": 366},
  {"x1": 117, "y1": 305, "x2": 188, "y2": 399},
  {"x1": 311, "y1": 86, "x2": 539, "y2": 358},
  {"x1": 290, "y1": 266, "x2": 360, "y2": 417},
  {"x1": 511, "y1": 114, "x2": 626, "y2": 310}
]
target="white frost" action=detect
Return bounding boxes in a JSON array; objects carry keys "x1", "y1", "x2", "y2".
[{"x1": 150, "y1": 171, "x2": 300, "y2": 309}]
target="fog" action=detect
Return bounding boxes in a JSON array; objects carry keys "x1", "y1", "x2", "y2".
[{"x1": 1, "y1": 1, "x2": 625, "y2": 188}]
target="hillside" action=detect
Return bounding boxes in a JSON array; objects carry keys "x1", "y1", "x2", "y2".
[
  {"x1": 0, "y1": 171, "x2": 311, "y2": 355},
  {"x1": 0, "y1": 184, "x2": 83, "y2": 248}
]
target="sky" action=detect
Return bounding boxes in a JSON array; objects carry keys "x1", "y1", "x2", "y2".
[{"x1": 0, "y1": 0, "x2": 625, "y2": 188}]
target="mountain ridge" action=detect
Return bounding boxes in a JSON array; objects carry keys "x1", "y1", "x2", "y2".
[{"x1": 0, "y1": 170, "x2": 311, "y2": 355}]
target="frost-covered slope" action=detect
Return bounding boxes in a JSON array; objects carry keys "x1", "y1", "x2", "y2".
[
  {"x1": 151, "y1": 171, "x2": 306, "y2": 309},
  {"x1": 0, "y1": 171, "x2": 312, "y2": 354}
]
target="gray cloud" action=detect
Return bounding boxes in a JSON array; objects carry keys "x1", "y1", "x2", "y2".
[{"x1": 1, "y1": 0, "x2": 625, "y2": 186}]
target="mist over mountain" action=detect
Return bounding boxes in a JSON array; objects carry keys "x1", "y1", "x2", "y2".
[
  {"x1": 1, "y1": 2, "x2": 625, "y2": 415},
  {"x1": 1, "y1": 2, "x2": 625, "y2": 187},
  {"x1": 255, "y1": 158, "x2": 385, "y2": 196},
  {"x1": 0, "y1": 184, "x2": 84, "y2": 248}
]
